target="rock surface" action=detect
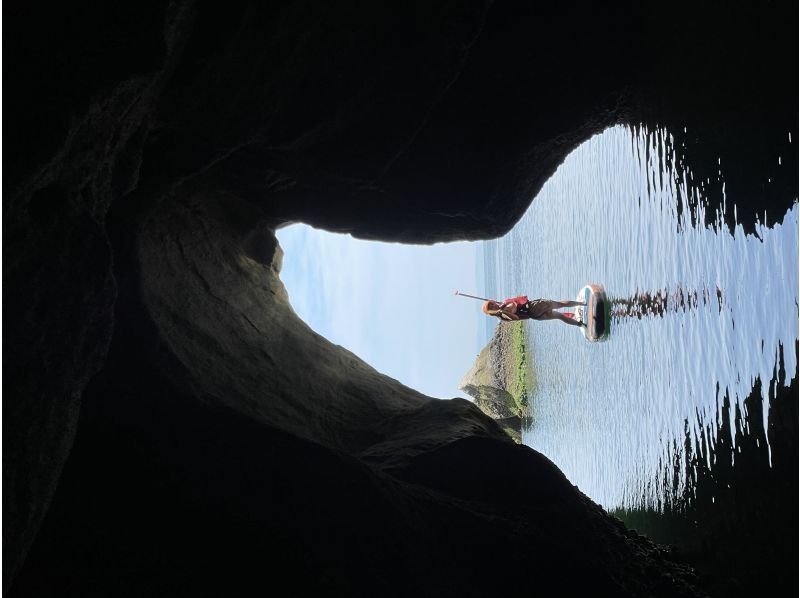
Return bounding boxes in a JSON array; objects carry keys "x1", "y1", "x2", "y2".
[
  {"x1": 4, "y1": 0, "x2": 796, "y2": 595},
  {"x1": 459, "y1": 322, "x2": 529, "y2": 441},
  {"x1": 11, "y1": 188, "x2": 703, "y2": 597}
]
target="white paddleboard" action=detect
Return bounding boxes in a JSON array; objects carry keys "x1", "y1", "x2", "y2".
[{"x1": 574, "y1": 284, "x2": 610, "y2": 342}]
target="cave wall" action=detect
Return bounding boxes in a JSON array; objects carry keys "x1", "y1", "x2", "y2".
[
  {"x1": 9, "y1": 184, "x2": 704, "y2": 596},
  {"x1": 3, "y1": 0, "x2": 796, "y2": 594},
  {"x1": 3, "y1": 2, "x2": 192, "y2": 580},
  {"x1": 135, "y1": 188, "x2": 505, "y2": 456}
]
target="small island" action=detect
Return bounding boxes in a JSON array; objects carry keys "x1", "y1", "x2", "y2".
[{"x1": 459, "y1": 321, "x2": 535, "y2": 443}]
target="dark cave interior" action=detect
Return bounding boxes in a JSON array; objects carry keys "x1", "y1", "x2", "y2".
[{"x1": 3, "y1": 1, "x2": 797, "y2": 596}]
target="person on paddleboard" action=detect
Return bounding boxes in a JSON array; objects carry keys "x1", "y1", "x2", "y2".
[{"x1": 482, "y1": 295, "x2": 586, "y2": 327}]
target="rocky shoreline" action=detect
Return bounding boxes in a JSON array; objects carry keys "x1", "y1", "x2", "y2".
[{"x1": 459, "y1": 322, "x2": 534, "y2": 443}]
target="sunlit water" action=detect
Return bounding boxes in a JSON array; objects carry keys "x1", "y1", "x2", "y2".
[{"x1": 481, "y1": 125, "x2": 798, "y2": 510}]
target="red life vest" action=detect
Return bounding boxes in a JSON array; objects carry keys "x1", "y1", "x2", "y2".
[{"x1": 502, "y1": 295, "x2": 529, "y2": 307}]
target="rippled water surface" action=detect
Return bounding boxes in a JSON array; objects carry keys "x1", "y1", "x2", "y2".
[{"x1": 481, "y1": 126, "x2": 798, "y2": 510}]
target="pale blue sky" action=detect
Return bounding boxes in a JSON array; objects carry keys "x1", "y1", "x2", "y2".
[{"x1": 275, "y1": 224, "x2": 485, "y2": 399}]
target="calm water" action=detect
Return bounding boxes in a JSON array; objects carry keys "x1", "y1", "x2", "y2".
[{"x1": 481, "y1": 125, "x2": 798, "y2": 511}]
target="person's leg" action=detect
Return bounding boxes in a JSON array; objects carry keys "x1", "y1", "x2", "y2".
[
  {"x1": 550, "y1": 300, "x2": 585, "y2": 308},
  {"x1": 539, "y1": 310, "x2": 583, "y2": 327},
  {"x1": 527, "y1": 299, "x2": 584, "y2": 319}
]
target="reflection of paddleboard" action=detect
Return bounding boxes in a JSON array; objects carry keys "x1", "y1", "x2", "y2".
[{"x1": 574, "y1": 284, "x2": 610, "y2": 342}]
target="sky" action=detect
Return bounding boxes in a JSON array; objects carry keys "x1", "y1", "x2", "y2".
[{"x1": 275, "y1": 224, "x2": 485, "y2": 399}]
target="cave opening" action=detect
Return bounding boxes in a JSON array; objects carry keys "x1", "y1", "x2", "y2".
[
  {"x1": 5, "y1": 2, "x2": 797, "y2": 596},
  {"x1": 274, "y1": 123, "x2": 799, "y2": 595},
  {"x1": 276, "y1": 222, "x2": 481, "y2": 400}
]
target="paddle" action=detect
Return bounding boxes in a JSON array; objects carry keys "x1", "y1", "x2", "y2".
[{"x1": 454, "y1": 290, "x2": 493, "y2": 302}]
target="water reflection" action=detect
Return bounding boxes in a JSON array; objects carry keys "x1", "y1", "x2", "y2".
[
  {"x1": 481, "y1": 125, "x2": 798, "y2": 511},
  {"x1": 610, "y1": 286, "x2": 724, "y2": 320}
]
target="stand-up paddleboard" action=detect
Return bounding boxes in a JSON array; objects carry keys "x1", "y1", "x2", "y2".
[{"x1": 574, "y1": 284, "x2": 610, "y2": 342}]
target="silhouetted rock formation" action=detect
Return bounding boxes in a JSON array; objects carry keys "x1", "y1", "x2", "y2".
[{"x1": 4, "y1": 0, "x2": 796, "y2": 595}]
